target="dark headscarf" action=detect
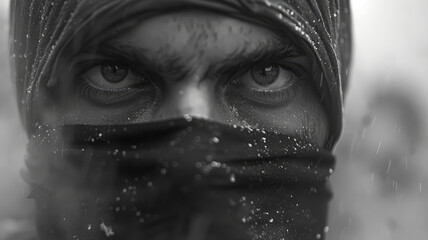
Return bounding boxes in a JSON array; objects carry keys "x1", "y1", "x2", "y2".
[
  {"x1": 10, "y1": 1, "x2": 352, "y2": 239},
  {"x1": 10, "y1": 0, "x2": 351, "y2": 147}
]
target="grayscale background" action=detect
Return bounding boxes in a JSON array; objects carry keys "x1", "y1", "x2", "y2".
[{"x1": 0, "y1": 0, "x2": 427, "y2": 239}]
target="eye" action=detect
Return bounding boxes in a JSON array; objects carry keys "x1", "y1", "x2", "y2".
[
  {"x1": 82, "y1": 63, "x2": 142, "y2": 89},
  {"x1": 101, "y1": 63, "x2": 129, "y2": 83},
  {"x1": 251, "y1": 64, "x2": 280, "y2": 86},
  {"x1": 79, "y1": 62, "x2": 157, "y2": 105},
  {"x1": 239, "y1": 63, "x2": 296, "y2": 90},
  {"x1": 227, "y1": 63, "x2": 299, "y2": 106}
]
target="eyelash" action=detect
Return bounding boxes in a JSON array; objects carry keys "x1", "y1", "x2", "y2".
[
  {"x1": 224, "y1": 62, "x2": 301, "y2": 103},
  {"x1": 75, "y1": 60, "x2": 156, "y2": 106},
  {"x1": 228, "y1": 79, "x2": 300, "y2": 106},
  {"x1": 79, "y1": 81, "x2": 144, "y2": 105}
]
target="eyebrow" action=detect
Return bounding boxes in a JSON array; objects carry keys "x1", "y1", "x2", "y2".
[
  {"x1": 212, "y1": 39, "x2": 303, "y2": 75},
  {"x1": 84, "y1": 43, "x2": 184, "y2": 75},
  {"x1": 83, "y1": 38, "x2": 304, "y2": 78}
]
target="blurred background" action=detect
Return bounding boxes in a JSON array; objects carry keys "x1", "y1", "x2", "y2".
[{"x1": 0, "y1": 0, "x2": 427, "y2": 239}]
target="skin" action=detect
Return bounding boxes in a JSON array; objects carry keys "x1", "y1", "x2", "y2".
[{"x1": 47, "y1": 10, "x2": 329, "y2": 146}]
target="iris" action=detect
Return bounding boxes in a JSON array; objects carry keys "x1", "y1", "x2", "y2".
[
  {"x1": 251, "y1": 64, "x2": 280, "y2": 86},
  {"x1": 100, "y1": 63, "x2": 129, "y2": 83}
]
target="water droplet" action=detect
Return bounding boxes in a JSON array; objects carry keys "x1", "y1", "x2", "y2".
[
  {"x1": 184, "y1": 114, "x2": 192, "y2": 122},
  {"x1": 324, "y1": 226, "x2": 329, "y2": 233},
  {"x1": 211, "y1": 137, "x2": 220, "y2": 144},
  {"x1": 376, "y1": 141, "x2": 382, "y2": 154},
  {"x1": 211, "y1": 161, "x2": 221, "y2": 168},
  {"x1": 264, "y1": 0, "x2": 272, "y2": 6},
  {"x1": 230, "y1": 173, "x2": 236, "y2": 183},
  {"x1": 100, "y1": 221, "x2": 115, "y2": 237}
]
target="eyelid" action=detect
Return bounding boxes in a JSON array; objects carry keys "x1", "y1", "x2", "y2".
[
  {"x1": 227, "y1": 61, "x2": 297, "y2": 86},
  {"x1": 79, "y1": 44, "x2": 155, "y2": 74},
  {"x1": 225, "y1": 76, "x2": 300, "y2": 107},
  {"x1": 71, "y1": 46, "x2": 142, "y2": 71},
  {"x1": 240, "y1": 65, "x2": 297, "y2": 90},
  {"x1": 275, "y1": 57, "x2": 311, "y2": 75},
  {"x1": 70, "y1": 54, "x2": 118, "y2": 75},
  {"x1": 224, "y1": 52, "x2": 309, "y2": 85},
  {"x1": 71, "y1": 54, "x2": 155, "y2": 84},
  {"x1": 81, "y1": 65, "x2": 136, "y2": 90}
]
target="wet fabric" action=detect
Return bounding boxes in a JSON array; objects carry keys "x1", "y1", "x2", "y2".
[
  {"x1": 10, "y1": 0, "x2": 352, "y2": 145},
  {"x1": 26, "y1": 118, "x2": 335, "y2": 240}
]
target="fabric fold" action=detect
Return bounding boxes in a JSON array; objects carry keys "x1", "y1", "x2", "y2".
[{"x1": 27, "y1": 118, "x2": 335, "y2": 240}]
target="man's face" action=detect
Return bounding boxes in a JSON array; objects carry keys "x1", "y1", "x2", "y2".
[{"x1": 50, "y1": 10, "x2": 328, "y2": 145}]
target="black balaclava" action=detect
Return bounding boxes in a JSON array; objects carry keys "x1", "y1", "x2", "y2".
[{"x1": 10, "y1": 1, "x2": 352, "y2": 239}]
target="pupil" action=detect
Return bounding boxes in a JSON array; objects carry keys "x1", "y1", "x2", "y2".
[
  {"x1": 251, "y1": 64, "x2": 279, "y2": 86},
  {"x1": 101, "y1": 63, "x2": 128, "y2": 83}
]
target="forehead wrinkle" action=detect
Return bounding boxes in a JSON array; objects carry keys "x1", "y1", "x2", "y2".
[
  {"x1": 106, "y1": 16, "x2": 221, "y2": 79},
  {"x1": 153, "y1": 44, "x2": 192, "y2": 77},
  {"x1": 106, "y1": 25, "x2": 294, "y2": 82},
  {"x1": 182, "y1": 18, "x2": 219, "y2": 61}
]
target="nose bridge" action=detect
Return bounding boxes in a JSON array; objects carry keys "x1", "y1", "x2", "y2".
[
  {"x1": 175, "y1": 81, "x2": 211, "y2": 117},
  {"x1": 157, "y1": 75, "x2": 214, "y2": 120}
]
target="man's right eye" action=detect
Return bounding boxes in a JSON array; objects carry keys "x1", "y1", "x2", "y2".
[
  {"x1": 79, "y1": 62, "x2": 157, "y2": 105},
  {"x1": 82, "y1": 63, "x2": 143, "y2": 89}
]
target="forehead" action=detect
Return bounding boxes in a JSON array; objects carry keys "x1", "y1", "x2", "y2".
[{"x1": 108, "y1": 10, "x2": 283, "y2": 64}]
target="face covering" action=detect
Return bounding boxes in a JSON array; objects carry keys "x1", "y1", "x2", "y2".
[{"x1": 26, "y1": 117, "x2": 335, "y2": 240}]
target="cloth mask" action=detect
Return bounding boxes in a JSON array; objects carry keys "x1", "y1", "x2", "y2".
[{"x1": 26, "y1": 117, "x2": 335, "y2": 240}]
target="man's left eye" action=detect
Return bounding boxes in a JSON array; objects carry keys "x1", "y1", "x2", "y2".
[
  {"x1": 227, "y1": 63, "x2": 298, "y2": 106},
  {"x1": 239, "y1": 63, "x2": 295, "y2": 90}
]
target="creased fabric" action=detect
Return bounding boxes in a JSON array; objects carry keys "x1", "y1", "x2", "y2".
[
  {"x1": 10, "y1": 0, "x2": 351, "y2": 147},
  {"x1": 26, "y1": 118, "x2": 335, "y2": 240}
]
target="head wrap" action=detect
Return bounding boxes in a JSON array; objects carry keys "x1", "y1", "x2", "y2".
[
  {"x1": 10, "y1": 0, "x2": 352, "y2": 239},
  {"x1": 10, "y1": 0, "x2": 351, "y2": 146}
]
